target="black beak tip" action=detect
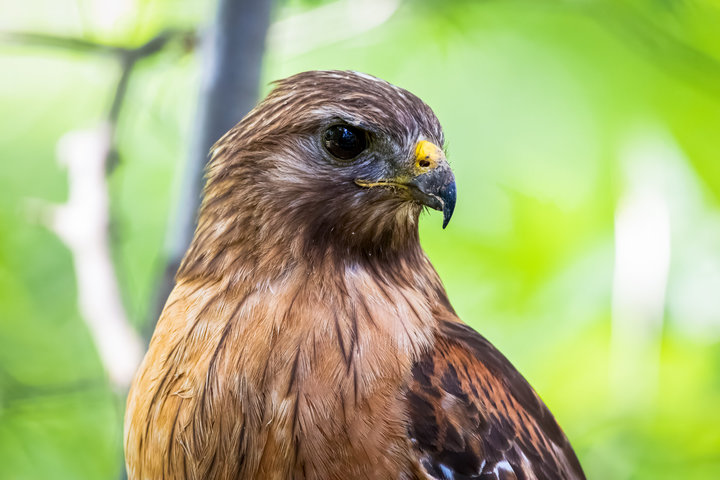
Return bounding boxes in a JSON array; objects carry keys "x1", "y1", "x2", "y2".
[{"x1": 441, "y1": 181, "x2": 457, "y2": 229}]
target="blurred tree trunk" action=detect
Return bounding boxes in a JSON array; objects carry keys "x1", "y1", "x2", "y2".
[{"x1": 149, "y1": 0, "x2": 273, "y2": 337}]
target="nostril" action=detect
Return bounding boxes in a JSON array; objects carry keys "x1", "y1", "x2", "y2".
[{"x1": 418, "y1": 159, "x2": 431, "y2": 168}]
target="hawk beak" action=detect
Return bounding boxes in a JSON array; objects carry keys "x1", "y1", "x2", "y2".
[
  {"x1": 354, "y1": 140, "x2": 457, "y2": 229},
  {"x1": 407, "y1": 140, "x2": 456, "y2": 229}
]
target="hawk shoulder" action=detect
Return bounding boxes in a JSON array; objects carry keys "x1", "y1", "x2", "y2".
[{"x1": 406, "y1": 320, "x2": 585, "y2": 480}]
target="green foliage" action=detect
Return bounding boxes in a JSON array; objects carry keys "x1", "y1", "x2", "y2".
[{"x1": 2, "y1": 0, "x2": 719, "y2": 478}]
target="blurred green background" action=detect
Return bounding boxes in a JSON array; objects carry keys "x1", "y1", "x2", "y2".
[{"x1": 2, "y1": 0, "x2": 720, "y2": 478}]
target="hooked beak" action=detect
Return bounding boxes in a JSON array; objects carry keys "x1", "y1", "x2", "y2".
[
  {"x1": 407, "y1": 140, "x2": 456, "y2": 229},
  {"x1": 355, "y1": 140, "x2": 456, "y2": 229}
]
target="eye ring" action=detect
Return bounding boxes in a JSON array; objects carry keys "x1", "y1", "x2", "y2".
[{"x1": 323, "y1": 124, "x2": 368, "y2": 161}]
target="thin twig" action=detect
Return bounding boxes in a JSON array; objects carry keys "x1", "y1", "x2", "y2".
[
  {"x1": 0, "y1": 30, "x2": 121, "y2": 54},
  {"x1": 0, "y1": 29, "x2": 196, "y2": 60},
  {"x1": 2, "y1": 28, "x2": 197, "y2": 144}
]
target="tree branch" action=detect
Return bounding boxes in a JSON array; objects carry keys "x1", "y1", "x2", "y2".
[
  {"x1": 2, "y1": 29, "x2": 197, "y2": 138},
  {"x1": 150, "y1": 0, "x2": 273, "y2": 334},
  {"x1": 1, "y1": 29, "x2": 196, "y2": 59},
  {"x1": 39, "y1": 124, "x2": 145, "y2": 390},
  {"x1": 11, "y1": 28, "x2": 196, "y2": 389}
]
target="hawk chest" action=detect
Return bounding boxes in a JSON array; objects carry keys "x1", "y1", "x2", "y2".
[
  {"x1": 125, "y1": 278, "x2": 435, "y2": 480},
  {"x1": 235, "y1": 342, "x2": 419, "y2": 479}
]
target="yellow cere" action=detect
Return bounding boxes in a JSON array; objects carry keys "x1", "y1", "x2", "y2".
[{"x1": 414, "y1": 140, "x2": 445, "y2": 173}]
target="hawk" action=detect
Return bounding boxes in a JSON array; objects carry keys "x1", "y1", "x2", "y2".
[{"x1": 125, "y1": 70, "x2": 585, "y2": 480}]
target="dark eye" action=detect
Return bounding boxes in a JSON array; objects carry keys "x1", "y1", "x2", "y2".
[{"x1": 323, "y1": 124, "x2": 367, "y2": 160}]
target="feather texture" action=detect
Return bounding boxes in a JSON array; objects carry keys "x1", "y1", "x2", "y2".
[
  {"x1": 408, "y1": 321, "x2": 585, "y2": 479},
  {"x1": 124, "y1": 70, "x2": 585, "y2": 480}
]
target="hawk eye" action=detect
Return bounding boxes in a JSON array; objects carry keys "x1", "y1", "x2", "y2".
[{"x1": 323, "y1": 124, "x2": 367, "y2": 160}]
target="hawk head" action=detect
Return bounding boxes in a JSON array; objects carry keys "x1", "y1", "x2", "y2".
[{"x1": 184, "y1": 70, "x2": 456, "y2": 278}]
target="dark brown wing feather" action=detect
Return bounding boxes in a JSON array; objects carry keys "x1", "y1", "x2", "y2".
[{"x1": 407, "y1": 320, "x2": 585, "y2": 480}]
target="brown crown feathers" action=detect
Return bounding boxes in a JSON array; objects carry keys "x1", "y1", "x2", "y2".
[{"x1": 124, "y1": 70, "x2": 585, "y2": 480}]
